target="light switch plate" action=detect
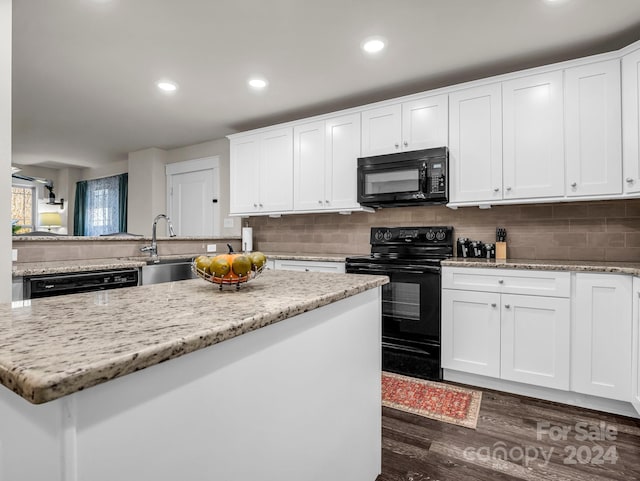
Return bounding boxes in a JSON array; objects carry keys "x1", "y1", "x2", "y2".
[
  {"x1": 207, "y1": 244, "x2": 217, "y2": 253},
  {"x1": 12, "y1": 249, "x2": 17, "y2": 261},
  {"x1": 223, "y1": 218, "x2": 234, "y2": 228}
]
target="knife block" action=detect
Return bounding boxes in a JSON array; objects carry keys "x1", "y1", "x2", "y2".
[{"x1": 495, "y1": 241, "x2": 507, "y2": 260}]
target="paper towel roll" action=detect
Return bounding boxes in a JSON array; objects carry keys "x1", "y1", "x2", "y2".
[{"x1": 242, "y1": 227, "x2": 253, "y2": 252}]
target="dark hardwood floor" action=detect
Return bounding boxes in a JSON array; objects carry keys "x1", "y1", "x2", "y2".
[{"x1": 377, "y1": 384, "x2": 640, "y2": 481}]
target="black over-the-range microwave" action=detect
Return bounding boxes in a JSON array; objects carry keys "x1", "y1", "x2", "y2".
[{"x1": 357, "y1": 146, "x2": 448, "y2": 208}]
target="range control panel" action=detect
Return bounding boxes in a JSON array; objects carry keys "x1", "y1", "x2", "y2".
[{"x1": 371, "y1": 226, "x2": 453, "y2": 245}]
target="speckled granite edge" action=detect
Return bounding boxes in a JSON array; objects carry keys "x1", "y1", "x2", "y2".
[
  {"x1": 442, "y1": 258, "x2": 640, "y2": 276},
  {"x1": 1, "y1": 273, "x2": 388, "y2": 404}
]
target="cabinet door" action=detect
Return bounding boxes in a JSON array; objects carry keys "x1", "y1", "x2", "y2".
[
  {"x1": 448, "y1": 83, "x2": 503, "y2": 203},
  {"x1": 503, "y1": 71, "x2": 565, "y2": 199},
  {"x1": 565, "y1": 60, "x2": 622, "y2": 197},
  {"x1": 293, "y1": 121, "x2": 326, "y2": 211},
  {"x1": 633, "y1": 277, "x2": 640, "y2": 415},
  {"x1": 401, "y1": 95, "x2": 448, "y2": 151},
  {"x1": 442, "y1": 289, "x2": 501, "y2": 378},
  {"x1": 325, "y1": 113, "x2": 361, "y2": 210},
  {"x1": 573, "y1": 273, "x2": 632, "y2": 401},
  {"x1": 259, "y1": 128, "x2": 293, "y2": 212},
  {"x1": 361, "y1": 104, "x2": 402, "y2": 156},
  {"x1": 229, "y1": 134, "x2": 260, "y2": 214},
  {"x1": 623, "y1": 48, "x2": 640, "y2": 193},
  {"x1": 501, "y1": 294, "x2": 570, "y2": 390}
]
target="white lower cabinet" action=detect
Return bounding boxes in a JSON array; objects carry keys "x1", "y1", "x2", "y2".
[
  {"x1": 442, "y1": 280, "x2": 570, "y2": 390},
  {"x1": 273, "y1": 259, "x2": 345, "y2": 273},
  {"x1": 444, "y1": 267, "x2": 640, "y2": 412},
  {"x1": 441, "y1": 289, "x2": 501, "y2": 377},
  {"x1": 632, "y1": 277, "x2": 640, "y2": 415},
  {"x1": 572, "y1": 273, "x2": 632, "y2": 401},
  {"x1": 500, "y1": 294, "x2": 570, "y2": 390}
]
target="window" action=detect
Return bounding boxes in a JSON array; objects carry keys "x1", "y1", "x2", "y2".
[
  {"x1": 11, "y1": 184, "x2": 35, "y2": 233},
  {"x1": 74, "y1": 173, "x2": 128, "y2": 236}
]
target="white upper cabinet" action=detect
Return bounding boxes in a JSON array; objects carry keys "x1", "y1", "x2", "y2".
[
  {"x1": 502, "y1": 70, "x2": 565, "y2": 199},
  {"x1": 325, "y1": 113, "x2": 361, "y2": 210},
  {"x1": 259, "y1": 128, "x2": 294, "y2": 212},
  {"x1": 565, "y1": 60, "x2": 622, "y2": 197},
  {"x1": 361, "y1": 104, "x2": 401, "y2": 156},
  {"x1": 361, "y1": 94, "x2": 448, "y2": 156},
  {"x1": 448, "y1": 83, "x2": 503, "y2": 203},
  {"x1": 229, "y1": 127, "x2": 293, "y2": 215},
  {"x1": 623, "y1": 47, "x2": 640, "y2": 194},
  {"x1": 293, "y1": 121, "x2": 326, "y2": 211},
  {"x1": 401, "y1": 95, "x2": 449, "y2": 152},
  {"x1": 293, "y1": 114, "x2": 361, "y2": 212},
  {"x1": 229, "y1": 133, "x2": 261, "y2": 214}
]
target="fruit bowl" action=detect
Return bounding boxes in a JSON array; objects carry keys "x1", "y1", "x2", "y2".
[{"x1": 191, "y1": 252, "x2": 267, "y2": 290}]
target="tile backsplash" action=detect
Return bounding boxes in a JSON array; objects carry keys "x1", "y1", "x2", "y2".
[{"x1": 248, "y1": 199, "x2": 640, "y2": 262}]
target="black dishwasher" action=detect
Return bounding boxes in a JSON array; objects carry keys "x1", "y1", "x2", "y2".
[{"x1": 24, "y1": 269, "x2": 139, "y2": 299}]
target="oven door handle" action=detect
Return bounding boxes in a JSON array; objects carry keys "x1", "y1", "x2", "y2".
[{"x1": 347, "y1": 264, "x2": 441, "y2": 275}]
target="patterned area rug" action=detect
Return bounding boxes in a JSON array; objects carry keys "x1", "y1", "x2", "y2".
[{"x1": 382, "y1": 372, "x2": 482, "y2": 429}]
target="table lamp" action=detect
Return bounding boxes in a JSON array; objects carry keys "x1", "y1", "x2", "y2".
[{"x1": 39, "y1": 212, "x2": 62, "y2": 232}]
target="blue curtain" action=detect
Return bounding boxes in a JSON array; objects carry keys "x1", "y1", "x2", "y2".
[
  {"x1": 74, "y1": 174, "x2": 128, "y2": 236},
  {"x1": 118, "y1": 173, "x2": 128, "y2": 232},
  {"x1": 73, "y1": 180, "x2": 88, "y2": 235}
]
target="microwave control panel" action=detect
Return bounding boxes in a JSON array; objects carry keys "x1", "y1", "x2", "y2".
[{"x1": 427, "y1": 161, "x2": 446, "y2": 194}]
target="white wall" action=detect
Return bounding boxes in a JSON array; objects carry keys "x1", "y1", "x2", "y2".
[
  {"x1": 1, "y1": 0, "x2": 11, "y2": 302},
  {"x1": 127, "y1": 148, "x2": 167, "y2": 235}
]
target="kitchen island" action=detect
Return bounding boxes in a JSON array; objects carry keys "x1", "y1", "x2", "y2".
[{"x1": 0, "y1": 270, "x2": 388, "y2": 481}]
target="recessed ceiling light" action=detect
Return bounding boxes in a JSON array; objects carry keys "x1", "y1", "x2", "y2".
[
  {"x1": 157, "y1": 81, "x2": 178, "y2": 92},
  {"x1": 248, "y1": 78, "x2": 268, "y2": 90},
  {"x1": 361, "y1": 36, "x2": 386, "y2": 55}
]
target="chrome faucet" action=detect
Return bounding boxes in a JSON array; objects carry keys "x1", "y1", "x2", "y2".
[{"x1": 140, "y1": 214, "x2": 177, "y2": 261}]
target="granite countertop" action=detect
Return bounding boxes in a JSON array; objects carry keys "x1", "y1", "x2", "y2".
[
  {"x1": 0, "y1": 270, "x2": 388, "y2": 404},
  {"x1": 442, "y1": 258, "x2": 640, "y2": 275},
  {"x1": 12, "y1": 235, "x2": 241, "y2": 242},
  {"x1": 12, "y1": 253, "x2": 356, "y2": 277},
  {"x1": 13, "y1": 258, "x2": 148, "y2": 277}
]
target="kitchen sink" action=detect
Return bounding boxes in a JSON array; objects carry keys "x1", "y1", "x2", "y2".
[{"x1": 141, "y1": 257, "x2": 197, "y2": 285}]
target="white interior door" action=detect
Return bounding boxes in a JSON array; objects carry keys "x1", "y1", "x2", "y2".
[{"x1": 166, "y1": 157, "x2": 220, "y2": 236}]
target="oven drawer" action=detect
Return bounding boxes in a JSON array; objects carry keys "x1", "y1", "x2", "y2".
[{"x1": 442, "y1": 267, "x2": 570, "y2": 298}]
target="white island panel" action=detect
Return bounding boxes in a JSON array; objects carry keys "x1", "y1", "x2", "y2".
[{"x1": 0, "y1": 287, "x2": 382, "y2": 481}]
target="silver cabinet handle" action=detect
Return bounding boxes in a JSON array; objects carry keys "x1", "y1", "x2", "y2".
[
  {"x1": 498, "y1": 279, "x2": 504, "y2": 284},
  {"x1": 626, "y1": 177, "x2": 634, "y2": 183},
  {"x1": 506, "y1": 186, "x2": 512, "y2": 191},
  {"x1": 493, "y1": 188, "x2": 499, "y2": 192},
  {"x1": 325, "y1": 200, "x2": 330, "y2": 204},
  {"x1": 571, "y1": 182, "x2": 577, "y2": 187},
  {"x1": 318, "y1": 200, "x2": 323, "y2": 204},
  {"x1": 259, "y1": 203, "x2": 263, "y2": 208},
  {"x1": 505, "y1": 304, "x2": 511, "y2": 309},
  {"x1": 304, "y1": 268, "x2": 310, "y2": 272},
  {"x1": 491, "y1": 303, "x2": 496, "y2": 307},
  {"x1": 403, "y1": 141, "x2": 408, "y2": 147},
  {"x1": 394, "y1": 143, "x2": 400, "y2": 149},
  {"x1": 253, "y1": 203, "x2": 258, "y2": 208}
]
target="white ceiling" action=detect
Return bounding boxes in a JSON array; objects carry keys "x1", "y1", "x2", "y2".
[{"x1": 12, "y1": 0, "x2": 640, "y2": 169}]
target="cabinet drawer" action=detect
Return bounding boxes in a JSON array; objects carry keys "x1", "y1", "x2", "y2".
[
  {"x1": 274, "y1": 259, "x2": 345, "y2": 273},
  {"x1": 442, "y1": 267, "x2": 570, "y2": 297}
]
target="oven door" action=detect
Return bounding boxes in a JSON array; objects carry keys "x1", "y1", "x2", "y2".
[
  {"x1": 357, "y1": 159, "x2": 427, "y2": 206},
  {"x1": 347, "y1": 263, "x2": 440, "y2": 344}
]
